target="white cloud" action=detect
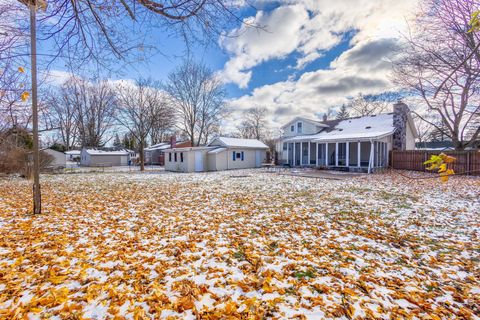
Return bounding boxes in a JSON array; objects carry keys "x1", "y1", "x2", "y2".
[
  {"x1": 221, "y1": 0, "x2": 419, "y2": 131},
  {"x1": 220, "y1": 0, "x2": 418, "y2": 88}
]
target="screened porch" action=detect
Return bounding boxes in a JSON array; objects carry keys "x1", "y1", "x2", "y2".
[{"x1": 285, "y1": 140, "x2": 389, "y2": 172}]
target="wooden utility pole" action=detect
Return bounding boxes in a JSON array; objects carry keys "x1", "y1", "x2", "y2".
[{"x1": 29, "y1": 2, "x2": 41, "y2": 214}]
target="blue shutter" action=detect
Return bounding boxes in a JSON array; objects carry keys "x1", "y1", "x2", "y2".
[
  {"x1": 232, "y1": 151, "x2": 236, "y2": 161},
  {"x1": 241, "y1": 151, "x2": 244, "y2": 161}
]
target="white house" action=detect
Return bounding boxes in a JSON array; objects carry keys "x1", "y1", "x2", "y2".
[
  {"x1": 80, "y1": 148, "x2": 132, "y2": 167},
  {"x1": 164, "y1": 137, "x2": 268, "y2": 172},
  {"x1": 277, "y1": 101, "x2": 418, "y2": 172}
]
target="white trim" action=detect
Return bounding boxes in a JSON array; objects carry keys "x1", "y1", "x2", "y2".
[
  {"x1": 346, "y1": 142, "x2": 349, "y2": 167},
  {"x1": 357, "y1": 142, "x2": 361, "y2": 168},
  {"x1": 335, "y1": 142, "x2": 339, "y2": 166},
  {"x1": 325, "y1": 143, "x2": 328, "y2": 166}
]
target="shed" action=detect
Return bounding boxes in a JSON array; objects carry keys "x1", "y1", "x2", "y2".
[
  {"x1": 80, "y1": 148, "x2": 130, "y2": 167},
  {"x1": 164, "y1": 137, "x2": 268, "y2": 172}
]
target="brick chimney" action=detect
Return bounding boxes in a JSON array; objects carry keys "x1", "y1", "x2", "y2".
[
  {"x1": 170, "y1": 135, "x2": 176, "y2": 148},
  {"x1": 322, "y1": 113, "x2": 328, "y2": 122},
  {"x1": 392, "y1": 100, "x2": 410, "y2": 151}
]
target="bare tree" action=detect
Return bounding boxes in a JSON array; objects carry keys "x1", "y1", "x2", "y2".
[
  {"x1": 347, "y1": 93, "x2": 390, "y2": 117},
  {"x1": 394, "y1": 0, "x2": 480, "y2": 150},
  {"x1": 237, "y1": 106, "x2": 268, "y2": 140},
  {"x1": 150, "y1": 98, "x2": 176, "y2": 145},
  {"x1": 164, "y1": 60, "x2": 226, "y2": 146},
  {"x1": 67, "y1": 77, "x2": 116, "y2": 147},
  {"x1": 44, "y1": 79, "x2": 79, "y2": 150},
  {"x1": 116, "y1": 78, "x2": 163, "y2": 170}
]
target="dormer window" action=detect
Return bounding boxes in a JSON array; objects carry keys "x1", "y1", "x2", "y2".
[
  {"x1": 297, "y1": 122, "x2": 302, "y2": 133},
  {"x1": 290, "y1": 125, "x2": 295, "y2": 132}
]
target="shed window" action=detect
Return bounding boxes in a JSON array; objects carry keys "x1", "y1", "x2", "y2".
[
  {"x1": 180, "y1": 152, "x2": 184, "y2": 162},
  {"x1": 169, "y1": 152, "x2": 172, "y2": 162},
  {"x1": 174, "y1": 152, "x2": 177, "y2": 162}
]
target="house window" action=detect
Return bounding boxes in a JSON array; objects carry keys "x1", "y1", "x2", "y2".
[
  {"x1": 283, "y1": 143, "x2": 287, "y2": 150},
  {"x1": 297, "y1": 122, "x2": 302, "y2": 133},
  {"x1": 180, "y1": 152, "x2": 184, "y2": 162},
  {"x1": 174, "y1": 152, "x2": 177, "y2": 162},
  {"x1": 169, "y1": 152, "x2": 172, "y2": 162},
  {"x1": 290, "y1": 125, "x2": 295, "y2": 132}
]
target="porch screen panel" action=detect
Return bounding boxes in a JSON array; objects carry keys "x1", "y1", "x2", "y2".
[
  {"x1": 328, "y1": 143, "x2": 336, "y2": 166},
  {"x1": 360, "y1": 142, "x2": 370, "y2": 167},
  {"x1": 338, "y1": 143, "x2": 347, "y2": 166},
  {"x1": 288, "y1": 143, "x2": 294, "y2": 166},
  {"x1": 295, "y1": 142, "x2": 301, "y2": 166},
  {"x1": 310, "y1": 143, "x2": 316, "y2": 165},
  {"x1": 317, "y1": 143, "x2": 326, "y2": 165},
  {"x1": 302, "y1": 143, "x2": 309, "y2": 165},
  {"x1": 349, "y1": 142, "x2": 358, "y2": 166}
]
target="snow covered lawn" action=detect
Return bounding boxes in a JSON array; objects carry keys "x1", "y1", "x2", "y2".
[{"x1": 0, "y1": 170, "x2": 479, "y2": 319}]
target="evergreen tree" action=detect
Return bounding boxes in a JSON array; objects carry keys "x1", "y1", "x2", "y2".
[
  {"x1": 113, "y1": 134, "x2": 123, "y2": 148},
  {"x1": 336, "y1": 104, "x2": 350, "y2": 120}
]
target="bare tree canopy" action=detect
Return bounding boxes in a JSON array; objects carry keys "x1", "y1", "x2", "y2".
[
  {"x1": 347, "y1": 93, "x2": 391, "y2": 117},
  {"x1": 116, "y1": 78, "x2": 165, "y2": 170},
  {"x1": 237, "y1": 106, "x2": 268, "y2": 140},
  {"x1": 394, "y1": 0, "x2": 480, "y2": 150},
  {"x1": 164, "y1": 60, "x2": 226, "y2": 146},
  {"x1": 63, "y1": 77, "x2": 116, "y2": 147},
  {"x1": 2, "y1": 0, "x2": 249, "y2": 72},
  {"x1": 43, "y1": 80, "x2": 79, "y2": 150}
]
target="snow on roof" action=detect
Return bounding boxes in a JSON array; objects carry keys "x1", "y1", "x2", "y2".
[
  {"x1": 284, "y1": 114, "x2": 396, "y2": 142},
  {"x1": 144, "y1": 143, "x2": 170, "y2": 151},
  {"x1": 84, "y1": 149, "x2": 130, "y2": 156},
  {"x1": 207, "y1": 147, "x2": 227, "y2": 154},
  {"x1": 65, "y1": 150, "x2": 81, "y2": 155},
  {"x1": 209, "y1": 137, "x2": 268, "y2": 149}
]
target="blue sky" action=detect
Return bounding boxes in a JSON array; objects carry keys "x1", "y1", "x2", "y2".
[{"x1": 44, "y1": 0, "x2": 419, "y2": 130}]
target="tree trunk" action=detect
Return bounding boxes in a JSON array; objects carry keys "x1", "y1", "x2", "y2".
[{"x1": 139, "y1": 138, "x2": 145, "y2": 171}]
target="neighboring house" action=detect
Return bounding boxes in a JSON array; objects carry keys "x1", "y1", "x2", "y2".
[
  {"x1": 164, "y1": 137, "x2": 268, "y2": 172},
  {"x1": 80, "y1": 148, "x2": 131, "y2": 167},
  {"x1": 415, "y1": 141, "x2": 455, "y2": 151},
  {"x1": 65, "y1": 150, "x2": 81, "y2": 161},
  {"x1": 144, "y1": 140, "x2": 192, "y2": 165},
  {"x1": 43, "y1": 149, "x2": 66, "y2": 169},
  {"x1": 277, "y1": 101, "x2": 418, "y2": 172}
]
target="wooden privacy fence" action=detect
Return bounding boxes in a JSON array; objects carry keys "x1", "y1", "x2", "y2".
[{"x1": 390, "y1": 150, "x2": 480, "y2": 176}]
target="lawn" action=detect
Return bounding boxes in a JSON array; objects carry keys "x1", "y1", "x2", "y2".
[{"x1": 0, "y1": 170, "x2": 479, "y2": 319}]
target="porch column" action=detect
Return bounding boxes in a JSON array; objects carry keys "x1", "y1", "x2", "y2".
[
  {"x1": 357, "y1": 142, "x2": 361, "y2": 168},
  {"x1": 325, "y1": 143, "x2": 328, "y2": 166},
  {"x1": 316, "y1": 142, "x2": 319, "y2": 166},
  {"x1": 293, "y1": 142, "x2": 296, "y2": 166},
  {"x1": 308, "y1": 142, "x2": 311, "y2": 166},
  {"x1": 368, "y1": 140, "x2": 374, "y2": 173},
  {"x1": 335, "y1": 142, "x2": 339, "y2": 166},
  {"x1": 346, "y1": 142, "x2": 349, "y2": 167}
]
